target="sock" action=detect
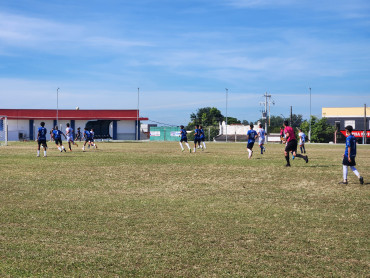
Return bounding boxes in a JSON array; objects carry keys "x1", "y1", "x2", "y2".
[
  {"x1": 179, "y1": 142, "x2": 184, "y2": 150},
  {"x1": 300, "y1": 147, "x2": 303, "y2": 153},
  {"x1": 295, "y1": 154, "x2": 305, "y2": 159},
  {"x1": 185, "y1": 143, "x2": 190, "y2": 149},
  {"x1": 62, "y1": 146, "x2": 65, "y2": 150},
  {"x1": 58, "y1": 147, "x2": 61, "y2": 151},
  {"x1": 44, "y1": 150, "x2": 47, "y2": 156},
  {"x1": 247, "y1": 149, "x2": 252, "y2": 158},
  {"x1": 343, "y1": 165, "x2": 348, "y2": 181},
  {"x1": 285, "y1": 154, "x2": 290, "y2": 165},
  {"x1": 203, "y1": 142, "x2": 206, "y2": 149},
  {"x1": 37, "y1": 150, "x2": 40, "y2": 156},
  {"x1": 260, "y1": 146, "x2": 263, "y2": 154},
  {"x1": 350, "y1": 166, "x2": 360, "y2": 178}
]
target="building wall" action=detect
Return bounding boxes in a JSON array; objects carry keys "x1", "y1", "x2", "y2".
[
  {"x1": 322, "y1": 107, "x2": 369, "y2": 117},
  {"x1": 117, "y1": 120, "x2": 136, "y2": 140},
  {"x1": 326, "y1": 117, "x2": 370, "y2": 131},
  {"x1": 8, "y1": 119, "x2": 29, "y2": 141}
]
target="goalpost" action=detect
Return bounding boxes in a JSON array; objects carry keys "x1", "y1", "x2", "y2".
[{"x1": 0, "y1": 116, "x2": 8, "y2": 146}]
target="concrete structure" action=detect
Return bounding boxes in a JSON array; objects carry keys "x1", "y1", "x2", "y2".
[
  {"x1": 322, "y1": 107, "x2": 369, "y2": 131},
  {"x1": 322, "y1": 107, "x2": 369, "y2": 143},
  {"x1": 0, "y1": 109, "x2": 148, "y2": 141}
]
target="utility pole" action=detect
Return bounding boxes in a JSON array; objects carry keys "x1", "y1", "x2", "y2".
[
  {"x1": 260, "y1": 92, "x2": 274, "y2": 136},
  {"x1": 309, "y1": 87, "x2": 312, "y2": 141},
  {"x1": 137, "y1": 87, "x2": 140, "y2": 141},
  {"x1": 364, "y1": 104, "x2": 367, "y2": 144},
  {"x1": 290, "y1": 106, "x2": 293, "y2": 126},
  {"x1": 225, "y1": 88, "x2": 228, "y2": 143},
  {"x1": 56, "y1": 88, "x2": 60, "y2": 126}
]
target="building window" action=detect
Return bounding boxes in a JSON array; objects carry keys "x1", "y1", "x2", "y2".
[{"x1": 344, "y1": 120, "x2": 355, "y2": 129}]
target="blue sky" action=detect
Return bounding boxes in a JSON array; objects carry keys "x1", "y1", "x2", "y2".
[{"x1": 0, "y1": 0, "x2": 369, "y2": 126}]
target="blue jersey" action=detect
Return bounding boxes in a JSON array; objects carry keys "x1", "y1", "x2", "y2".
[
  {"x1": 84, "y1": 130, "x2": 91, "y2": 139},
  {"x1": 180, "y1": 129, "x2": 187, "y2": 139},
  {"x1": 247, "y1": 130, "x2": 257, "y2": 143},
  {"x1": 194, "y1": 128, "x2": 201, "y2": 138},
  {"x1": 53, "y1": 129, "x2": 63, "y2": 139},
  {"x1": 345, "y1": 134, "x2": 356, "y2": 157},
  {"x1": 200, "y1": 129, "x2": 205, "y2": 139},
  {"x1": 38, "y1": 127, "x2": 47, "y2": 140}
]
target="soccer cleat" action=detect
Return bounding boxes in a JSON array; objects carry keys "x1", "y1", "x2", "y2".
[
  {"x1": 305, "y1": 156, "x2": 309, "y2": 163},
  {"x1": 338, "y1": 181, "x2": 348, "y2": 185},
  {"x1": 44, "y1": 155, "x2": 47, "y2": 157},
  {"x1": 285, "y1": 164, "x2": 291, "y2": 167},
  {"x1": 292, "y1": 155, "x2": 295, "y2": 160},
  {"x1": 37, "y1": 154, "x2": 40, "y2": 157},
  {"x1": 64, "y1": 148, "x2": 66, "y2": 152},
  {"x1": 359, "y1": 176, "x2": 364, "y2": 185},
  {"x1": 181, "y1": 149, "x2": 184, "y2": 152}
]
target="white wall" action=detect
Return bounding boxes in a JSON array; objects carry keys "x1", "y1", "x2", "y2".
[
  {"x1": 117, "y1": 120, "x2": 136, "y2": 140},
  {"x1": 8, "y1": 119, "x2": 29, "y2": 141}
]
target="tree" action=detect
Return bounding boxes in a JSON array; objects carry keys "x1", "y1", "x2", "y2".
[
  {"x1": 189, "y1": 107, "x2": 224, "y2": 126},
  {"x1": 310, "y1": 117, "x2": 335, "y2": 143},
  {"x1": 226, "y1": 117, "x2": 241, "y2": 124},
  {"x1": 301, "y1": 116, "x2": 335, "y2": 143}
]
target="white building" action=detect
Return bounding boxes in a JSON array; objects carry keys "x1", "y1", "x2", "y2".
[{"x1": 0, "y1": 109, "x2": 148, "y2": 141}]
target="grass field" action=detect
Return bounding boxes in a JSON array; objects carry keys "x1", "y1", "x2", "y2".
[{"x1": 0, "y1": 141, "x2": 369, "y2": 277}]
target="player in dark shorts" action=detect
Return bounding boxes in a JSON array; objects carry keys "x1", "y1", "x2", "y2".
[
  {"x1": 179, "y1": 125, "x2": 191, "y2": 152},
  {"x1": 199, "y1": 125, "x2": 206, "y2": 150},
  {"x1": 52, "y1": 125, "x2": 67, "y2": 152},
  {"x1": 193, "y1": 125, "x2": 201, "y2": 153},
  {"x1": 339, "y1": 125, "x2": 363, "y2": 185},
  {"x1": 76, "y1": 127, "x2": 82, "y2": 141},
  {"x1": 37, "y1": 122, "x2": 48, "y2": 157},
  {"x1": 246, "y1": 124, "x2": 258, "y2": 158},
  {"x1": 283, "y1": 121, "x2": 308, "y2": 167},
  {"x1": 82, "y1": 127, "x2": 91, "y2": 151}
]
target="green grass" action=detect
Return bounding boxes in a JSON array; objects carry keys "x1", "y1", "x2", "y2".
[{"x1": 0, "y1": 141, "x2": 369, "y2": 277}]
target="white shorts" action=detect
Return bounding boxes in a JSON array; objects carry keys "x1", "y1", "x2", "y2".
[
  {"x1": 67, "y1": 136, "x2": 74, "y2": 143},
  {"x1": 259, "y1": 138, "x2": 265, "y2": 145}
]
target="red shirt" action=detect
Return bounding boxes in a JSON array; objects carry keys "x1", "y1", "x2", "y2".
[{"x1": 284, "y1": 126, "x2": 296, "y2": 142}]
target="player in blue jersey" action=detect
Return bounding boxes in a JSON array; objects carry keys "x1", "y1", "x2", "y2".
[
  {"x1": 36, "y1": 122, "x2": 48, "y2": 157},
  {"x1": 199, "y1": 125, "x2": 206, "y2": 150},
  {"x1": 179, "y1": 125, "x2": 191, "y2": 152},
  {"x1": 246, "y1": 124, "x2": 258, "y2": 159},
  {"x1": 53, "y1": 125, "x2": 67, "y2": 152},
  {"x1": 82, "y1": 127, "x2": 91, "y2": 151},
  {"x1": 257, "y1": 123, "x2": 266, "y2": 154},
  {"x1": 339, "y1": 126, "x2": 363, "y2": 185},
  {"x1": 90, "y1": 128, "x2": 98, "y2": 149},
  {"x1": 193, "y1": 125, "x2": 201, "y2": 153},
  {"x1": 298, "y1": 129, "x2": 306, "y2": 154}
]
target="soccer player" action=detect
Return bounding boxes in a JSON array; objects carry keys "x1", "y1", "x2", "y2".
[
  {"x1": 82, "y1": 127, "x2": 91, "y2": 151},
  {"x1": 246, "y1": 124, "x2": 258, "y2": 159},
  {"x1": 339, "y1": 125, "x2": 364, "y2": 185},
  {"x1": 298, "y1": 128, "x2": 306, "y2": 154},
  {"x1": 66, "y1": 123, "x2": 78, "y2": 151},
  {"x1": 199, "y1": 125, "x2": 206, "y2": 150},
  {"x1": 90, "y1": 128, "x2": 98, "y2": 149},
  {"x1": 283, "y1": 121, "x2": 308, "y2": 167},
  {"x1": 193, "y1": 125, "x2": 201, "y2": 153},
  {"x1": 49, "y1": 128, "x2": 54, "y2": 142},
  {"x1": 53, "y1": 125, "x2": 67, "y2": 152},
  {"x1": 179, "y1": 125, "x2": 191, "y2": 152},
  {"x1": 36, "y1": 122, "x2": 48, "y2": 157},
  {"x1": 76, "y1": 127, "x2": 82, "y2": 141},
  {"x1": 257, "y1": 123, "x2": 266, "y2": 154},
  {"x1": 279, "y1": 126, "x2": 284, "y2": 144}
]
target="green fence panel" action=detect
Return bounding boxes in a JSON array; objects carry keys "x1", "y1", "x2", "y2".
[{"x1": 150, "y1": 127, "x2": 181, "y2": 141}]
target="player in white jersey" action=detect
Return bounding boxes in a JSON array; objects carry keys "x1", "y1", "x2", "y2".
[
  {"x1": 257, "y1": 124, "x2": 266, "y2": 154},
  {"x1": 298, "y1": 129, "x2": 306, "y2": 154},
  {"x1": 65, "y1": 123, "x2": 78, "y2": 151},
  {"x1": 90, "y1": 128, "x2": 98, "y2": 149}
]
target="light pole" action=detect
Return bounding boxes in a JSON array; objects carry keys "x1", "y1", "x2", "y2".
[
  {"x1": 309, "y1": 87, "x2": 311, "y2": 142},
  {"x1": 225, "y1": 88, "x2": 228, "y2": 143},
  {"x1": 137, "y1": 87, "x2": 140, "y2": 141},
  {"x1": 56, "y1": 88, "x2": 60, "y2": 126}
]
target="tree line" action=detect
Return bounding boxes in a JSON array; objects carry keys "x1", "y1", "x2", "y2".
[{"x1": 186, "y1": 107, "x2": 335, "y2": 142}]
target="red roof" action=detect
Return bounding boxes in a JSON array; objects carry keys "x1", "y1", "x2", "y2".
[{"x1": 0, "y1": 109, "x2": 148, "y2": 121}]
